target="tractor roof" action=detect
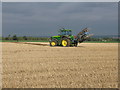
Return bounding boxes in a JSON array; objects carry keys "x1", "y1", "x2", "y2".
[{"x1": 59, "y1": 29, "x2": 72, "y2": 32}]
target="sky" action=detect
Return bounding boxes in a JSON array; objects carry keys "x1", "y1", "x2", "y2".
[
  {"x1": 1, "y1": 0, "x2": 120, "y2": 2},
  {"x1": 0, "y1": 2, "x2": 1, "y2": 36},
  {"x1": 2, "y1": 2, "x2": 118, "y2": 37}
]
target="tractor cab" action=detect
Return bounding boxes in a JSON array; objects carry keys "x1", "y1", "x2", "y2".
[{"x1": 59, "y1": 28, "x2": 72, "y2": 36}]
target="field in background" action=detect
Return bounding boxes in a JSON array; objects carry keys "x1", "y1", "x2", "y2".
[
  {"x1": 1, "y1": 40, "x2": 120, "y2": 43},
  {"x1": 2, "y1": 42, "x2": 118, "y2": 88}
]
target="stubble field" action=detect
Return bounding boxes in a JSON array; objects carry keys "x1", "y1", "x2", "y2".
[{"x1": 2, "y1": 42, "x2": 118, "y2": 88}]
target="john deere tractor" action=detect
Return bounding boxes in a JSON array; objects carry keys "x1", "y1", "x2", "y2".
[{"x1": 49, "y1": 28, "x2": 92, "y2": 47}]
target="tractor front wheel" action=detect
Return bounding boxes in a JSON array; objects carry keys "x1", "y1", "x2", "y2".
[
  {"x1": 61, "y1": 38, "x2": 70, "y2": 47},
  {"x1": 50, "y1": 40, "x2": 57, "y2": 47}
]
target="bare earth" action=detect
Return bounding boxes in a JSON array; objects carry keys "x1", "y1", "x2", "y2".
[{"x1": 2, "y1": 42, "x2": 118, "y2": 88}]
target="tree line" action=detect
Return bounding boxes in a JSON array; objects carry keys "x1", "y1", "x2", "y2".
[
  {"x1": 2, "y1": 34, "x2": 49, "y2": 41},
  {"x1": 86, "y1": 37, "x2": 120, "y2": 42},
  {"x1": 1, "y1": 34, "x2": 120, "y2": 42}
]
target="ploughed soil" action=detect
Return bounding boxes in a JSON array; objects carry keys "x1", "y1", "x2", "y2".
[{"x1": 2, "y1": 42, "x2": 118, "y2": 88}]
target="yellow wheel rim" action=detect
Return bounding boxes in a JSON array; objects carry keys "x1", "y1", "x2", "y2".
[
  {"x1": 51, "y1": 42, "x2": 56, "y2": 46},
  {"x1": 62, "y1": 40, "x2": 67, "y2": 46}
]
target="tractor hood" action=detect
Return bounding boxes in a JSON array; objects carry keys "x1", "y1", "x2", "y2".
[
  {"x1": 52, "y1": 36, "x2": 61, "y2": 38},
  {"x1": 52, "y1": 35, "x2": 74, "y2": 38}
]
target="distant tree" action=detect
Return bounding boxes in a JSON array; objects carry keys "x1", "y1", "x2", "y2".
[
  {"x1": 12, "y1": 35, "x2": 18, "y2": 41},
  {"x1": 23, "y1": 36, "x2": 27, "y2": 40},
  {"x1": 5, "y1": 37, "x2": 9, "y2": 40},
  {"x1": 8, "y1": 34, "x2": 11, "y2": 40},
  {"x1": 8, "y1": 34, "x2": 10, "y2": 37}
]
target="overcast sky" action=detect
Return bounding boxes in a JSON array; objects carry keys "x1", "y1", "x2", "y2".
[
  {"x1": 2, "y1": 2, "x2": 118, "y2": 36},
  {"x1": 2, "y1": 0, "x2": 119, "y2": 2},
  {"x1": 0, "y1": 2, "x2": 2, "y2": 36}
]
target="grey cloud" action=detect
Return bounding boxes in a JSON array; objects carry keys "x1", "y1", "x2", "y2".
[
  {"x1": 0, "y1": 2, "x2": 2, "y2": 36},
  {"x1": 2, "y1": 0, "x2": 120, "y2": 2},
  {"x1": 2, "y1": 2, "x2": 118, "y2": 36}
]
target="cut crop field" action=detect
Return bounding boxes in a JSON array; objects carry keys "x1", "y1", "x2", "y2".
[{"x1": 2, "y1": 42, "x2": 118, "y2": 88}]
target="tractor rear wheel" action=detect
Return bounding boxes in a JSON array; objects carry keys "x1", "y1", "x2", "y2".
[
  {"x1": 61, "y1": 38, "x2": 70, "y2": 47},
  {"x1": 74, "y1": 42, "x2": 78, "y2": 47},
  {"x1": 50, "y1": 40, "x2": 57, "y2": 47}
]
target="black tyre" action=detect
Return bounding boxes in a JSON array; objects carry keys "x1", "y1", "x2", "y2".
[
  {"x1": 50, "y1": 40, "x2": 58, "y2": 47},
  {"x1": 74, "y1": 42, "x2": 78, "y2": 47},
  {"x1": 61, "y1": 38, "x2": 71, "y2": 47}
]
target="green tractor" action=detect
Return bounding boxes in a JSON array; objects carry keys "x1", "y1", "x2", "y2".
[{"x1": 49, "y1": 28, "x2": 92, "y2": 47}]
